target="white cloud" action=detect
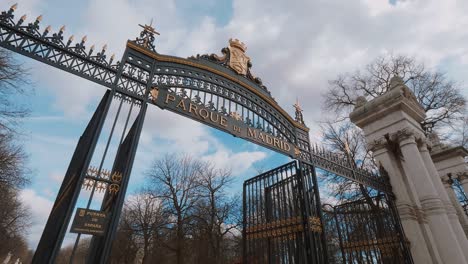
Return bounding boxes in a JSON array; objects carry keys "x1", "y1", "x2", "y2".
[
  {"x1": 201, "y1": 149, "x2": 267, "y2": 176},
  {"x1": 10, "y1": 0, "x2": 468, "y2": 249},
  {"x1": 19, "y1": 189, "x2": 54, "y2": 249}
]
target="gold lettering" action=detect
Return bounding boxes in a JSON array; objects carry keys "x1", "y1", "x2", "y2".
[
  {"x1": 233, "y1": 125, "x2": 241, "y2": 133},
  {"x1": 266, "y1": 135, "x2": 273, "y2": 145},
  {"x1": 248, "y1": 128, "x2": 257, "y2": 138},
  {"x1": 284, "y1": 143, "x2": 291, "y2": 151},
  {"x1": 258, "y1": 132, "x2": 265, "y2": 142},
  {"x1": 210, "y1": 112, "x2": 219, "y2": 123},
  {"x1": 189, "y1": 103, "x2": 198, "y2": 116},
  {"x1": 176, "y1": 99, "x2": 187, "y2": 110},
  {"x1": 274, "y1": 138, "x2": 280, "y2": 148},
  {"x1": 220, "y1": 117, "x2": 227, "y2": 127},
  {"x1": 199, "y1": 109, "x2": 209, "y2": 119},
  {"x1": 165, "y1": 94, "x2": 175, "y2": 104}
]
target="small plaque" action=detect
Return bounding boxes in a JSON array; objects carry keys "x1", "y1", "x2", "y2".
[{"x1": 70, "y1": 208, "x2": 108, "y2": 236}]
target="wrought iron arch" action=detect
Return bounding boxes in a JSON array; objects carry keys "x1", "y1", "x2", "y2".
[
  {"x1": 0, "y1": 5, "x2": 390, "y2": 193},
  {"x1": 0, "y1": 5, "x2": 397, "y2": 263}
]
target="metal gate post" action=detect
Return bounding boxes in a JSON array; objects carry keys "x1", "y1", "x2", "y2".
[{"x1": 32, "y1": 90, "x2": 113, "y2": 264}]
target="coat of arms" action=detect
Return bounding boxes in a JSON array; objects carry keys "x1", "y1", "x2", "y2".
[{"x1": 228, "y1": 38, "x2": 250, "y2": 75}]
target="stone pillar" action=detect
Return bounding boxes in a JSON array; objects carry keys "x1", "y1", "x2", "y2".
[
  {"x1": 350, "y1": 76, "x2": 468, "y2": 263},
  {"x1": 430, "y1": 139, "x2": 468, "y2": 236},
  {"x1": 419, "y1": 141, "x2": 468, "y2": 254},
  {"x1": 397, "y1": 133, "x2": 466, "y2": 264},
  {"x1": 372, "y1": 142, "x2": 441, "y2": 263}
]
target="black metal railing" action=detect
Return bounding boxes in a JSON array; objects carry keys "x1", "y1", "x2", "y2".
[
  {"x1": 322, "y1": 195, "x2": 413, "y2": 264},
  {"x1": 243, "y1": 161, "x2": 326, "y2": 264}
]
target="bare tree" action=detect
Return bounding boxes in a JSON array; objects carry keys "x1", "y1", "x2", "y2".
[
  {"x1": 109, "y1": 215, "x2": 139, "y2": 264},
  {"x1": 123, "y1": 193, "x2": 167, "y2": 263},
  {"x1": 0, "y1": 49, "x2": 31, "y2": 262},
  {"x1": 0, "y1": 185, "x2": 31, "y2": 260},
  {"x1": 321, "y1": 53, "x2": 467, "y2": 204},
  {"x1": 319, "y1": 121, "x2": 381, "y2": 205},
  {"x1": 0, "y1": 133, "x2": 29, "y2": 188},
  {"x1": 193, "y1": 163, "x2": 241, "y2": 264},
  {"x1": 324, "y1": 53, "x2": 466, "y2": 129},
  {"x1": 146, "y1": 154, "x2": 203, "y2": 264},
  {"x1": 446, "y1": 111, "x2": 468, "y2": 149},
  {"x1": 0, "y1": 49, "x2": 29, "y2": 133}
]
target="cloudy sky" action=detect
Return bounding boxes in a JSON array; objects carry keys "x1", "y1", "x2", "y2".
[{"x1": 5, "y1": 0, "x2": 468, "y2": 249}]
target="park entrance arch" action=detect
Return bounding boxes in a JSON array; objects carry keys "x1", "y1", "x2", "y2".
[{"x1": 0, "y1": 4, "x2": 411, "y2": 263}]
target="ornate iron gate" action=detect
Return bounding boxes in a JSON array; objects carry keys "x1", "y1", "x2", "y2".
[
  {"x1": 0, "y1": 4, "x2": 410, "y2": 263},
  {"x1": 243, "y1": 161, "x2": 326, "y2": 263},
  {"x1": 322, "y1": 195, "x2": 413, "y2": 264}
]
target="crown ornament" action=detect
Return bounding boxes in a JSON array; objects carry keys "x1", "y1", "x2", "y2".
[{"x1": 229, "y1": 38, "x2": 247, "y2": 52}]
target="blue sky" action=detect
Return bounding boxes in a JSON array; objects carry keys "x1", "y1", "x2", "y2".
[{"x1": 6, "y1": 0, "x2": 468, "y2": 249}]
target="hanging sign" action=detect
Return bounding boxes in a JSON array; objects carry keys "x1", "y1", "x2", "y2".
[{"x1": 70, "y1": 208, "x2": 108, "y2": 236}]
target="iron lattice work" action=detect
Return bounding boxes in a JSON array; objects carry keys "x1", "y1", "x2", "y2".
[
  {"x1": 243, "y1": 161, "x2": 326, "y2": 263},
  {"x1": 322, "y1": 195, "x2": 413, "y2": 264},
  {"x1": 0, "y1": 4, "x2": 392, "y2": 193}
]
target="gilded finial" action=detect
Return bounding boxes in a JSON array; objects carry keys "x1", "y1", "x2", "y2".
[
  {"x1": 102, "y1": 44, "x2": 107, "y2": 51},
  {"x1": 68, "y1": 35, "x2": 74, "y2": 42},
  {"x1": 293, "y1": 97, "x2": 305, "y2": 125},
  {"x1": 45, "y1": 25, "x2": 51, "y2": 32},
  {"x1": 11, "y1": 3, "x2": 18, "y2": 10},
  {"x1": 36, "y1": 15, "x2": 42, "y2": 22},
  {"x1": 82, "y1": 35, "x2": 87, "y2": 42},
  {"x1": 20, "y1": 14, "x2": 26, "y2": 21},
  {"x1": 293, "y1": 97, "x2": 302, "y2": 112},
  {"x1": 59, "y1": 25, "x2": 65, "y2": 32}
]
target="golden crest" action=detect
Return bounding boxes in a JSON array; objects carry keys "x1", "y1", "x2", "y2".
[
  {"x1": 109, "y1": 183, "x2": 120, "y2": 194},
  {"x1": 111, "y1": 171, "x2": 123, "y2": 182},
  {"x1": 228, "y1": 38, "x2": 250, "y2": 75},
  {"x1": 79, "y1": 209, "x2": 86, "y2": 217}
]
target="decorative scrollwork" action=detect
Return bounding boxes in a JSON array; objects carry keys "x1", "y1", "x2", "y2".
[
  {"x1": 189, "y1": 39, "x2": 270, "y2": 94},
  {"x1": 134, "y1": 23, "x2": 159, "y2": 52}
]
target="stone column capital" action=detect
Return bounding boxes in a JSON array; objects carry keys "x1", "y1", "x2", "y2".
[
  {"x1": 418, "y1": 138, "x2": 432, "y2": 152},
  {"x1": 440, "y1": 174, "x2": 453, "y2": 186},
  {"x1": 396, "y1": 129, "x2": 418, "y2": 148},
  {"x1": 369, "y1": 137, "x2": 388, "y2": 153}
]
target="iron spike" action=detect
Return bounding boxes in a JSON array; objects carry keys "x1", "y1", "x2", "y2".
[
  {"x1": 11, "y1": 4, "x2": 18, "y2": 11},
  {"x1": 59, "y1": 25, "x2": 65, "y2": 32},
  {"x1": 36, "y1": 15, "x2": 42, "y2": 22}
]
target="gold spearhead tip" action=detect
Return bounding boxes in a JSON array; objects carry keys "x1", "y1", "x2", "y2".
[
  {"x1": 90, "y1": 44, "x2": 95, "y2": 50},
  {"x1": 59, "y1": 25, "x2": 65, "y2": 32},
  {"x1": 11, "y1": 3, "x2": 18, "y2": 10},
  {"x1": 110, "y1": 54, "x2": 115, "y2": 60},
  {"x1": 68, "y1": 35, "x2": 74, "y2": 42},
  {"x1": 82, "y1": 35, "x2": 87, "y2": 42},
  {"x1": 36, "y1": 15, "x2": 42, "y2": 22},
  {"x1": 45, "y1": 25, "x2": 51, "y2": 32},
  {"x1": 102, "y1": 44, "x2": 107, "y2": 51},
  {"x1": 20, "y1": 14, "x2": 27, "y2": 21}
]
